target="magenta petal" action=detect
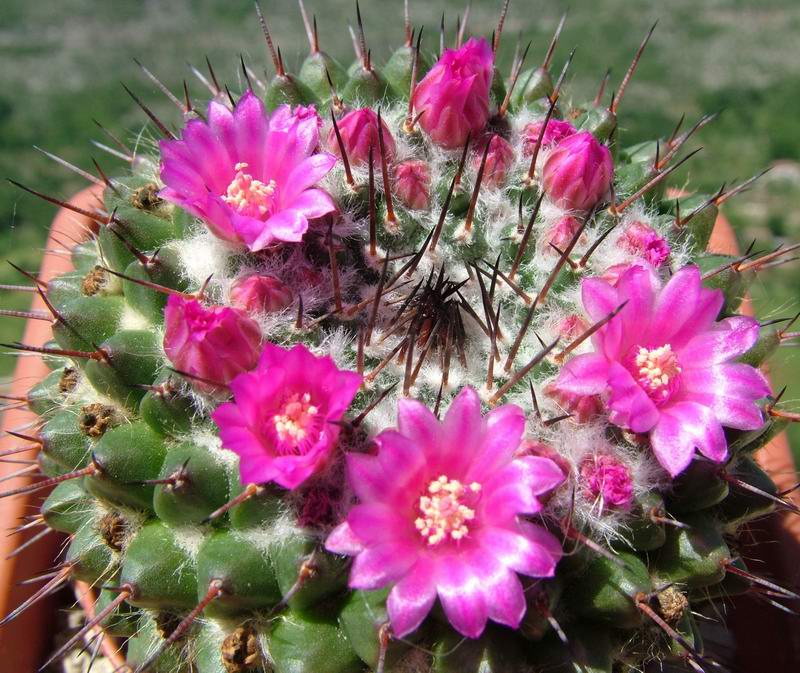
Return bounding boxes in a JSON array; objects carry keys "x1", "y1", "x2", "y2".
[
  {"x1": 465, "y1": 403, "x2": 525, "y2": 478},
  {"x1": 347, "y1": 503, "x2": 414, "y2": 546},
  {"x1": 397, "y1": 397, "x2": 440, "y2": 448},
  {"x1": 232, "y1": 91, "x2": 269, "y2": 179},
  {"x1": 680, "y1": 364, "x2": 769, "y2": 430},
  {"x1": 650, "y1": 401, "x2": 727, "y2": 476},
  {"x1": 439, "y1": 387, "x2": 481, "y2": 472},
  {"x1": 349, "y1": 543, "x2": 417, "y2": 590},
  {"x1": 387, "y1": 560, "x2": 437, "y2": 637},
  {"x1": 436, "y1": 555, "x2": 489, "y2": 638},
  {"x1": 247, "y1": 209, "x2": 307, "y2": 250},
  {"x1": 581, "y1": 277, "x2": 618, "y2": 322},
  {"x1": 650, "y1": 266, "x2": 700, "y2": 342},
  {"x1": 679, "y1": 316, "x2": 761, "y2": 367},
  {"x1": 553, "y1": 353, "x2": 610, "y2": 395},
  {"x1": 669, "y1": 287, "x2": 724, "y2": 348},
  {"x1": 480, "y1": 525, "x2": 559, "y2": 577},
  {"x1": 607, "y1": 362, "x2": 660, "y2": 433},
  {"x1": 325, "y1": 522, "x2": 365, "y2": 556},
  {"x1": 468, "y1": 551, "x2": 526, "y2": 629},
  {"x1": 284, "y1": 188, "x2": 336, "y2": 221},
  {"x1": 283, "y1": 153, "x2": 337, "y2": 203}
]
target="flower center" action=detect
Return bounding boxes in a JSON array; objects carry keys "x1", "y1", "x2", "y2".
[
  {"x1": 273, "y1": 392, "x2": 319, "y2": 447},
  {"x1": 415, "y1": 475, "x2": 481, "y2": 546},
  {"x1": 223, "y1": 162, "x2": 276, "y2": 219},
  {"x1": 632, "y1": 344, "x2": 681, "y2": 404}
]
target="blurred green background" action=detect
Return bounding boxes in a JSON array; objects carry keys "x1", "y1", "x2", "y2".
[{"x1": 1, "y1": 0, "x2": 799, "y2": 457}]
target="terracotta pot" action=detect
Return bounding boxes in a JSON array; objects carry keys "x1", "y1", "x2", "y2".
[
  {"x1": 0, "y1": 187, "x2": 100, "y2": 670},
  {"x1": 0, "y1": 197, "x2": 797, "y2": 669}
]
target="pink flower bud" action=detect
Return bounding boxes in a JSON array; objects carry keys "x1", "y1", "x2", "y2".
[
  {"x1": 542, "y1": 131, "x2": 613, "y2": 211},
  {"x1": 580, "y1": 454, "x2": 634, "y2": 509},
  {"x1": 621, "y1": 221, "x2": 670, "y2": 267},
  {"x1": 516, "y1": 439, "x2": 572, "y2": 482},
  {"x1": 557, "y1": 314, "x2": 589, "y2": 340},
  {"x1": 472, "y1": 135, "x2": 515, "y2": 188},
  {"x1": 326, "y1": 108, "x2": 396, "y2": 166},
  {"x1": 544, "y1": 381, "x2": 602, "y2": 424},
  {"x1": 412, "y1": 37, "x2": 494, "y2": 149},
  {"x1": 545, "y1": 215, "x2": 583, "y2": 252},
  {"x1": 394, "y1": 160, "x2": 431, "y2": 210},
  {"x1": 230, "y1": 274, "x2": 293, "y2": 313},
  {"x1": 522, "y1": 119, "x2": 577, "y2": 156},
  {"x1": 163, "y1": 295, "x2": 261, "y2": 390}
]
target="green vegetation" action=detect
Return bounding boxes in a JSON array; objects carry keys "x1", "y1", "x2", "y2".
[{"x1": 1, "y1": 0, "x2": 798, "y2": 457}]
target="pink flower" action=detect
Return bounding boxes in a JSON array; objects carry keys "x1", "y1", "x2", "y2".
[
  {"x1": 542, "y1": 131, "x2": 613, "y2": 211},
  {"x1": 326, "y1": 108, "x2": 396, "y2": 166},
  {"x1": 326, "y1": 387, "x2": 564, "y2": 639},
  {"x1": 551, "y1": 265, "x2": 771, "y2": 476},
  {"x1": 230, "y1": 274, "x2": 293, "y2": 314},
  {"x1": 473, "y1": 135, "x2": 515, "y2": 188},
  {"x1": 522, "y1": 119, "x2": 577, "y2": 156},
  {"x1": 394, "y1": 160, "x2": 431, "y2": 210},
  {"x1": 621, "y1": 221, "x2": 671, "y2": 267},
  {"x1": 212, "y1": 343, "x2": 362, "y2": 489},
  {"x1": 163, "y1": 295, "x2": 261, "y2": 390},
  {"x1": 580, "y1": 454, "x2": 634, "y2": 509},
  {"x1": 412, "y1": 37, "x2": 494, "y2": 149},
  {"x1": 160, "y1": 91, "x2": 337, "y2": 251}
]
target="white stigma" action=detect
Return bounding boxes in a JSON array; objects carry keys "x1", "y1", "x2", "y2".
[
  {"x1": 223, "y1": 162, "x2": 276, "y2": 218},
  {"x1": 415, "y1": 475, "x2": 481, "y2": 546},
  {"x1": 634, "y1": 344, "x2": 681, "y2": 400},
  {"x1": 273, "y1": 392, "x2": 319, "y2": 445}
]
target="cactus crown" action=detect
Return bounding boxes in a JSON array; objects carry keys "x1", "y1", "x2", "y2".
[{"x1": 3, "y1": 2, "x2": 798, "y2": 673}]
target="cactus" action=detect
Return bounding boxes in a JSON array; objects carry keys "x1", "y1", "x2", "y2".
[{"x1": 3, "y1": 2, "x2": 799, "y2": 672}]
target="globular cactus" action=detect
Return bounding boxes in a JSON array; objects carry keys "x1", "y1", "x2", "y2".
[{"x1": 3, "y1": 1, "x2": 799, "y2": 672}]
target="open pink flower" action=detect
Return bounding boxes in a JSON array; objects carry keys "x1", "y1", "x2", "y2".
[
  {"x1": 163, "y1": 295, "x2": 261, "y2": 390},
  {"x1": 551, "y1": 265, "x2": 770, "y2": 476},
  {"x1": 326, "y1": 387, "x2": 564, "y2": 639},
  {"x1": 212, "y1": 343, "x2": 362, "y2": 489},
  {"x1": 412, "y1": 37, "x2": 494, "y2": 149},
  {"x1": 160, "y1": 91, "x2": 336, "y2": 251}
]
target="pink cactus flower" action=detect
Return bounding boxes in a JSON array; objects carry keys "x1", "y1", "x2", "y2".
[
  {"x1": 326, "y1": 108, "x2": 396, "y2": 166},
  {"x1": 551, "y1": 265, "x2": 770, "y2": 476},
  {"x1": 212, "y1": 343, "x2": 362, "y2": 489},
  {"x1": 163, "y1": 295, "x2": 261, "y2": 390},
  {"x1": 326, "y1": 387, "x2": 564, "y2": 639},
  {"x1": 230, "y1": 274, "x2": 293, "y2": 314},
  {"x1": 473, "y1": 135, "x2": 515, "y2": 188},
  {"x1": 159, "y1": 91, "x2": 336, "y2": 252},
  {"x1": 541, "y1": 131, "x2": 613, "y2": 212},
  {"x1": 621, "y1": 221, "x2": 671, "y2": 267},
  {"x1": 522, "y1": 119, "x2": 577, "y2": 156},
  {"x1": 394, "y1": 160, "x2": 432, "y2": 210},
  {"x1": 412, "y1": 37, "x2": 494, "y2": 149},
  {"x1": 580, "y1": 454, "x2": 634, "y2": 509}
]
